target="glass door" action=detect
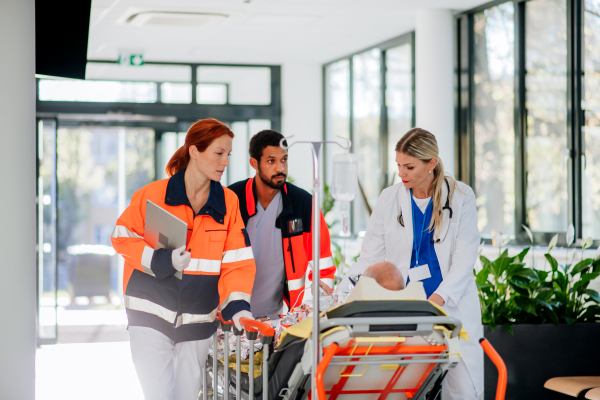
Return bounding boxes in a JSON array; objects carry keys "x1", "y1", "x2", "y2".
[{"x1": 37, "y1": 119, "x2": 58, "y2": 344}]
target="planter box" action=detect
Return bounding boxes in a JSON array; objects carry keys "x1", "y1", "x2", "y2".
[{"x1": 484, "y1": 323, "x2": 600, "y2": 400}]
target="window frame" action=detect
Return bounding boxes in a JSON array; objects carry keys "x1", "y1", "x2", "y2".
[
  {"x1": 456, "y1": 0, "x2": 588, "y2": 247},
  {"x1": 322, "y1": 32, "x2": 415, "y2": 236}
]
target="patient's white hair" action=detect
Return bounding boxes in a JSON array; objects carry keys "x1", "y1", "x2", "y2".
[{"x1": 362, "y1": 262, "x2": 405, "y2": 291}]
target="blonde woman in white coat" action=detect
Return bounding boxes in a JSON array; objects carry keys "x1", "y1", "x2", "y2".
[{"x1": 338, "y1": 128, "x2": 483, "y2": 400}]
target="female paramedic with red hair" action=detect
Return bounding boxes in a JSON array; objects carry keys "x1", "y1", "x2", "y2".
[{"x1": 111, "y1": 118, "x2": 255, "y2": 400}]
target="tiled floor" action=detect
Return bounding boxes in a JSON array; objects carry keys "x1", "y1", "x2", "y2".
[{"x1": 36, "y1": 341, "x2": 144, "y2": 400}]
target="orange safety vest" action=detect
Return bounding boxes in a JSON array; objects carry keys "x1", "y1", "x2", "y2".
[
  {"x1": 111, "y1": 169, "x2": 255, "y2": 343},
  {"x1": 228, "y1": 178, "x2": 336, "y2": 310}
]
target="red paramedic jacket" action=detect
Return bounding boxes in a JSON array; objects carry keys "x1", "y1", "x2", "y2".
[
  {"x1": 228, "y1": 177, "x2": 336, "y2": 309},
  {"x1": 111, "y1": 169, "x2": 255, "y2": 343}
]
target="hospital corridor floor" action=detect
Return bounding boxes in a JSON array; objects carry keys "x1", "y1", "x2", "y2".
[{"x1": 36, "y1": 341, "x2": 144, "y2": 400}]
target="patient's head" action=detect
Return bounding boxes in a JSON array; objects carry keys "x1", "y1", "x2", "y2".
[{"x1": 362, "y1": 262, "x2": 405, "y2": 291}]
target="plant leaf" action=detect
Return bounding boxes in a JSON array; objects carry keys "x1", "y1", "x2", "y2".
[
  {"x1": 583, "y1": 237, "x2": 594, "y2": 250},
  {"x1": 516, "y1": 247, "x2": 530, "y2": 262},
  {"x1": 595, "y1": 245, "x2": 600, "y2": 261},
  {"x1": 501, "y1": 235, "x2": 511, "y2": 247},
  {"x1": 514, "y1": 269, "x2": 537, "y2": 280},
  {"x1": 586, "y1": 289, "x2": 600, "y2": 303},
  {"x1": 536, "y1": 289, "x2": 553, "y2": 302},
  {"x1": 545, "y1": 253, "x2": 559, "y2": 272},
  {"x1": 523, "y1": 225, "x2": 534, "y2": 244},
  {"x1": 570, "y1": 259, "x2": 593, "y2": 276},
  {"x1": 549, "y1": 234, "x2": 559, "y2": 252},
  {"x1": 503, "y1": 324, "x2": 514, "y2": 334},
  {"x1": 566, "y1": 224, "x2": 575, "y2": 247},
  {"x1": 574, "y1": 272, "x2": 600, "y2": 291}
]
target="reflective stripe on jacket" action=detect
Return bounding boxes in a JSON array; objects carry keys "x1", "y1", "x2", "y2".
[
  {"x1": 228, "y1": 178, "x2": 335, "y2": 309},
  {"x1": 111, "y1": 169, "x2": 255, "y2": 343}
]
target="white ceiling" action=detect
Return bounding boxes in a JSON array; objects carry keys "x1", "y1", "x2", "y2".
[{"x1": 88, "y1": 0, "x2": 489, "y2": 65}]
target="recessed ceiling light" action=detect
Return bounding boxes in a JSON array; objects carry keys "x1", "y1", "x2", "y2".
[{"x1": 126, "y1": 11, "x2": 229, "y2": 28}]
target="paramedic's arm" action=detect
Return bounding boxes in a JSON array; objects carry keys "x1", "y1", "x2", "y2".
[
  {"x1": 110, "y1": 190, "x2": 177, "y2": 280},
  {"x1": 219, "y1": 197, "x2": 256, "y2": 321},
  {"x1": 307, "y1": 210, "x2": 337, "y2": 292},
  {"x1": 434, "y1": 186, "x2": 480, "y2": 307},
  {"x1": 336, "y1": 191, "x2": 388, "y2": 293}
]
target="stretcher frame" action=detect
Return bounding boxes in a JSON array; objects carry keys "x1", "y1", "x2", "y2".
[{"x1": 208, "y1": 314, "x2": 507, "y2": 400}]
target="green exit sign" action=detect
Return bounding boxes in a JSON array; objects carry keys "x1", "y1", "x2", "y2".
[{"x1": 118, "y1": 53, "x2": 144, "y2": 66}]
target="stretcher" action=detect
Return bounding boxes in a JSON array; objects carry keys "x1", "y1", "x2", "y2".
[{"x1": 204, "y1": 300, "x2": 507, "y2": 400}]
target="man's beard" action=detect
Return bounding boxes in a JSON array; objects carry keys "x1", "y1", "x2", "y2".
[{"x1": 258, "y1": 167, "x2": 287, "y2": 189}]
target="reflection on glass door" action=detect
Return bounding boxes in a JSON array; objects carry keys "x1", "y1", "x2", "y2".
[
  {"x1": 56, "y1": 127, "x2": 154, "y2": 328},
  {"x1": 38, "y1": 119, "x2": 58, "y2": 343},
  {"x1": 525, "y1": 0, "x2": 568, "y2": 232}
]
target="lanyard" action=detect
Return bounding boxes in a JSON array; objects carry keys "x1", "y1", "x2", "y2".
[{"x1": 410, "y1": 189, "x2": 432, "y2": 267}]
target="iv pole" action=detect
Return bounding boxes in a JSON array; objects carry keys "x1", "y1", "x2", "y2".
[{"x1": 280, "y1": 136, "x2": 351, "y2": 400}]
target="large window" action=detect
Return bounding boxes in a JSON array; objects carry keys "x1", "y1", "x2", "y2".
[
  {"x1": 473, "y1": 3, "x2": 516, "y2": 236},
  {"x1": 525, "y1": 0, "x2": 568, "y2": 232},
  {"x1": 324, "y1": 33, "x2": 414, "y2": 235},
  {"x1": 457, "y1": 0, "x2": 597, "y2": 243},
  {"x1": 583, "y1": 0, "x2": 600, "y2": 238}
]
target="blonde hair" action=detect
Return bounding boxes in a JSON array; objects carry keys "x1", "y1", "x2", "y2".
[{"x1": 395, "y1": 128, "x2": 456, "y2": 239}]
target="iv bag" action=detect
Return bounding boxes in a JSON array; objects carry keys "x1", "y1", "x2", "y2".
[{"x1": 332, "y1": 152, "x2": 358, "y2": 202}]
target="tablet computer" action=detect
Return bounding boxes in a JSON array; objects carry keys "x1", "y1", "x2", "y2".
[{"x1": 145, "y1": 200, "x2": 188, "y2": 278}]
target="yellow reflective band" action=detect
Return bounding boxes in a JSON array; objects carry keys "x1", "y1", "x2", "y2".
[
  {"x1": 308, "y1": 256, "x2": 336, "y2": 271},
  {"x1": 125, "y1": 295, "x2": 177, "y2": 323},
  {"x1": 221, "y1": 292, "x2": 251, "y2": 310},
  {"x1": 187, "y1": 258, "x2": 222, "y2": 273},
  {"x1": 288, "y1": 276, "x2": 306, "y2": 291},
  {"x1": 141, "y1": 247, "x2": 155, "y2": 277},
  {"x1": 222, "y1": 247, "x2": 254, "y2": 264},
  {"x1": 175, "y1": 307, "x2": 219, "y2": 327},
  {"x1": 111, "y1": 225, "x2": 142, "y2": 239}
]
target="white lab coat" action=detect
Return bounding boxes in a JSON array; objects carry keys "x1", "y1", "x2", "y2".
[{"x1": 339, "y1": 180, "x2": 483, "y2": 397}]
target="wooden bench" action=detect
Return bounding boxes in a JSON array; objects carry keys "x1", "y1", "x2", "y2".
[{"x1": 545, "y1": 377, "x2": 600, "y2": 398}]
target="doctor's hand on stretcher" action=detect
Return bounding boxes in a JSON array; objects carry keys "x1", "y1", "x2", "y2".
[
  {"x1": 172, "y1": 245, "x2": 191, "y2": 271},
  {"x1": 428, "y1": 293, "x2": 445, "y2": 307}
]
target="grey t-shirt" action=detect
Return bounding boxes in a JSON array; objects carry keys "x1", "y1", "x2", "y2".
[{"x1": 246, "y1": 191, "x2": 286, "y2": 318}]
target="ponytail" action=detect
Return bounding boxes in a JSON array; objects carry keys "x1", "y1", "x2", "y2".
[
  {"x1": 429, "y1": 158, "x2": 456, "y2": 240},
  {"x1": 165, "y1": 146, "x2": 191, "y2": 178}
]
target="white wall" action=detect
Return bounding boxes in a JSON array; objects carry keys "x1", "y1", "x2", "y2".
[
  {"x1": 281, "y1": 63, "x2": 323, "y2": 192},
  {"x1": 415, "y1": 9, "x2": 455, "y2": 175},
  {"x1": 0, "y1": 0, "x2": 37, "y2": 398}
]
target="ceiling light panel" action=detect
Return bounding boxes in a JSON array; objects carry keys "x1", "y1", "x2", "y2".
[{"x1": 127, "y1": 11, "x2": 229, "y2": 28}]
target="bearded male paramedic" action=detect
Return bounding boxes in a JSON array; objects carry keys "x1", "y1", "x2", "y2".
[{"x1": 229, "y1": 130, "x2": 336, "y2": 319}]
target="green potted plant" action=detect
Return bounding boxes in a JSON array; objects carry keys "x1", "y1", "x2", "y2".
[{"x1": 477, "y1": 226, "x2": 600, "y2": 399}]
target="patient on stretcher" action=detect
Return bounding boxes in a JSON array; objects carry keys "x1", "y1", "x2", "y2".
[{"x1": 211, "y1": 261, "x2": 463, "y2": 400}]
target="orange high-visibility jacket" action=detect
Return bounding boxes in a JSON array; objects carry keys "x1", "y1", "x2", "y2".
[
  {"x1": 228, "y1": 178, "x2": 336, "y2": 310},
  {"x1": 111, "y1": 169, "x2": 255, "y2": 343}
]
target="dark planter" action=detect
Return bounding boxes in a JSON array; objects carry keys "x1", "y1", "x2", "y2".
[{"x1": 484, "y1": 323, "x2": 600, "y2": 400}]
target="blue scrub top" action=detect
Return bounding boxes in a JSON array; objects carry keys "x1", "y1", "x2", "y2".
[{"x1": 407, "y1": 195, "x2": 444, "y2": 298}]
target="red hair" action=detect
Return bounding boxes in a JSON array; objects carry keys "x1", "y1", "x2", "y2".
[{"x1": 165, "y1": 118, "x2": 234, "y2": 177}]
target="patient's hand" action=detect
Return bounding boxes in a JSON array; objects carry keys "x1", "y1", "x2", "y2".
[
  {"x1": 428, "y1": 293, "x2": 445, "y2": 306},
  {"x1": 312, "y1": 280, "x2": 333, "y2": 296},
  {"x1": 319, "y1": 280, "x2": 333, "y2": 295}
]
